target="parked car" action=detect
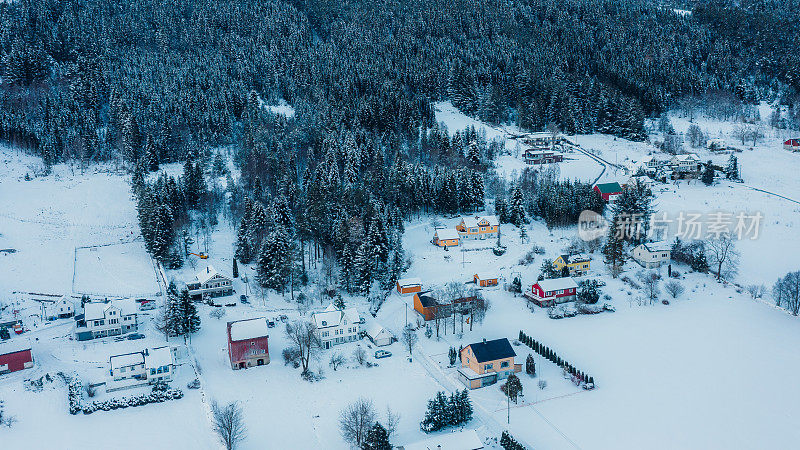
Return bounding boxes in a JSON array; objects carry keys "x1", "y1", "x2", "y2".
[
  {"x1": 127, "y1": 333, "x2": 146, "y2": 340},
  {"x1": 267, "y1": 319, "x2": 276, "y2": 328},
  {"x1": 240, "y1": 294, "x2": 249, "y2": 304},
  {"x1": 139, "y1": 301, "x2": 156, "y2": 311},
  {"x1": 662, "y1": 300, "x2": 670, "y2": 305},
  {"x1": 374, "y1": 350, "x2": 392, "y2": 359}
]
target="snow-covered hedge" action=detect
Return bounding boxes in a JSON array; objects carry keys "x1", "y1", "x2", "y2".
[{"x1": 82, "y1": 389, "x2": 184, "y2": 414}]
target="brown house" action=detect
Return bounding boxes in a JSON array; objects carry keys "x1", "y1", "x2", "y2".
[
  {"x1": 474, "y1": 273, "x2": 498, "y2": 287},
  {"x1": 413, "y1": 292, "x2": 483, "y2": 321},
  {"x1": 458, "y1": 338, "x2": 521, "y2": 389}
]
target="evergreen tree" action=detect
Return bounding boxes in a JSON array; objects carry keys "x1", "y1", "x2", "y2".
[
  {"x1": 333, "y1": 294, "x2": 346, "y2": 310},
  {"x1": 256, "y1": 225, "x2": 295, "y2": 293},
  {"x1": 361, "y1": 422, "x2": 391, "y2": 450},
  {"x1": 165, "y1": 282, "x2": 184, "y2": 337},
  {"x1": 526, "y1": 354, "x2": 536, "y2": 376},
  {"x1": 726, "y1": 154, "x2": 739, "y2": 180},
  {"x1": 179, "y1": 288, "x2": 201, "y2": 340},
  {"x1": 508, "y1": 186, "x2": 526, "y2": 227},
  {"x1": 603, "y1": 217, "x2": 626, "y2": 278},
  {"x1": 701, "y1": 161, "x2": 715, "y2": 185},
  {"x1": 232, "y1": 258, "x2": 239, "y2": 278}
]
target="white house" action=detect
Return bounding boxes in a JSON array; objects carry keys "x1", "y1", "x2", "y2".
[
  {"x1": 365, "y1": 322, "x2": 392, "y2": 347},
  {"x1": 625, "y1": 175, "x2": 654, "y2": 189},
  {"x1": 187, "y1": 266, "x2": 233, "y2": 301},
  {"x1": 312, "y1": 304, "x2": 362, "y2": 349},
  {"x1": 669, "y1": 153, "x2": 702, "y2": 175},
  {"x1": 40, "y1": 297, "x2": 75, "y2": 320},
  {"x1": 108, "y1": 346, "x2": 176, "y2": 391},
  {"x1": 75, "y1": 301, "x2": 138, "y2": 341},
  {"x1": 400, "y1": 429, "x2": 484, "y2": 450},
  {"x1": 632, "y1": 241, "x2": 672, "y2": 268}
]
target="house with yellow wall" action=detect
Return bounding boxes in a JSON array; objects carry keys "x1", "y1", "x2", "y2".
[
  {"x1": 457, "y1": 338, "x2": 521, "y2": 389},
  {"x1": 456, "y1": 215, "x2": 499, "y2": 240},
  {"x1": 433, "y1": 228, "x2": 460, "y2": 247},
  {"x1": 552, "y1": 254, "x2": 591, "y2": 276}
]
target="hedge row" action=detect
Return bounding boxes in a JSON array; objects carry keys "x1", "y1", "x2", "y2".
[{"x1": 518, "y1": 331, "x2": 595, "y2": 388}]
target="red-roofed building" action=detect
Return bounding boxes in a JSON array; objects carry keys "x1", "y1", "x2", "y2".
[
  {"x1": 784, "y1": 139, "x2": 800, "y2": 151},
  {"x1": 227, "y1": 318, "x2": 270, "y2": 370}
]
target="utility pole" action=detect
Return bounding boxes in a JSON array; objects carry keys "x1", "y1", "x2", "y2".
[{"x1": 507, "y1": 388, "x2": 510, "y2": 424}]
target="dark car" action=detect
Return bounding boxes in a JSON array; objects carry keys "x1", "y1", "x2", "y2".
[
  {"x1": 662, "y1": 300, "x2": 670, "y2": 305},
  {"x1": 127, "y1": 333, "x2": 146, "y2": 340},
  {"x1": 267, "y1": 319, "x2": 276, "y2": 328}
]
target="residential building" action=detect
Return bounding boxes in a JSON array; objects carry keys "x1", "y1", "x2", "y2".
[
  {"x1": 227, "y1": 318, "x2": 270, "y2": 369},
  {"x1": 433, "y1": 228, "x2": 460, "y2": 247},
  {"x1": 593, "y1": 182, "x2": 623, "y2": 202},
  {"x1": 396, "y1": 277, "x2": 422, "y2": 295},
  {"x1": 784, "y1": 139, "x2": 800, "y2": 151},
  {"x1": 365, "y1": 322, "x2": 393, "y2": 347},
  {"x1": 75, "y1": 301, "x2": 138, "y2": 341},
  {"x1": 312, "y1": 304, "x2": 362, "y2": 350},
  {"x1": 523, "y1": 149, "x2": 564, "y2": 165},
  {"x1": 187, "y1": 266, "x2": 233, "y2": 301},
  {"x1": 473, "y1": 273, "x2": 498, "y2": 287},
  {"x1": 456, "y1": 215, "x2": 499, "y2": 240},
  {"x1": 632, "y1": 241, "x2": 672, "y2": 268},
  {"x1": 553, "y1": 254, "x2": 591, "y2": 276},
  {"x1": 521, "y1": 131, "x2": 567, "y2": 149},
  {"x1": 706, "y1": 138, "x2": 727, "y2": 152},
  {"x1": 399, "y1": 429, "x2": 484, "y2": 450},
  {"x1": 624, "y1": 175, "x2": 654, "y2": 190},
  {"x1": 108, "y1": 346, "x2": 177, "y2": 391},
  {"x1": 669, "y1": 153, "x2": 702, "y2": 176},
  {"x1": 0, "y1": 339, "x2": 33, "y2": 374},
  {"x1": 525, "y1": 277, "x2": 578, "y2": 307},
  {"x1": 40, "y1": 296, "x2": 75, "y2": 320},
  {"x1": 458, "y1": 338, "x2": 521, "y2": 389}
]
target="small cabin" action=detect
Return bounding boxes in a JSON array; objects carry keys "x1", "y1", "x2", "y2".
[
  {"x1": 396, "y1": 277, "x2": 422, "y2": 295},
  {"x1": 433, "y1": 228, "x2": 460, "y2": 247},
  {"x1": 474, "y1": 273, "x2": 498, "y2": 287}
]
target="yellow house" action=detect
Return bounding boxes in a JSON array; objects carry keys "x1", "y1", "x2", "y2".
[
  {"x1": 456, "y1": 215, "x2": 499, "y2": 240},
  {"x1": 553, "y1": 254, "x2": 591, "y2": 276},
  {"x1": 433, "y1": 228, "x2": 460, "y2": 247},
  {"x1": 458, "y1": 338, "x2": 521, "y2": 389}
]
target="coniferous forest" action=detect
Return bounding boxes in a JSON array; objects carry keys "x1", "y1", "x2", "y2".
[{"x1": 2, "y1": 0, "x2": 799, "y2": 294}]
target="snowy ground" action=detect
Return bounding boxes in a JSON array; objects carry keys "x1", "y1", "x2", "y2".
[{"x1": 74, "y1": 241, "x2": 161, "y2": 297}]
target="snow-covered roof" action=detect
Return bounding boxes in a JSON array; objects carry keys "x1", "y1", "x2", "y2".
[
  {"x1": 110, "y1": 352, "x2": 144, "y2": 369},
  {"x1": 628, "y1": 175, "x2": 653, "y2": 185},
  {"x1": 561, "y1": 254, "x2": 590, "y2": 264},
  {"x1": 674, "y1": 153, "x2": 700, "y2": 162},
  {"x1": 196, "y1": 266, "x2": 228, "y2": 285},
  {"x1": 229, "y1": 318, "x2": 269, "y2": 341},
  {"x1": 481, "y1": 215, "x2": 499, "y2": 226},
  {"x1": 83, "y1": 301, "x2": 133, "y2": 321},
  {"x1": 145, "y1": 346, "x2": 174, "y2": 368},
  {"x1": 401, "y1": 429, "x2": 484, "y2": 450},
  {"x1": 397, "y1": 277, "x2": 422, "y2": 287},
  {"x1": 365, "y1": 322, "x2": 391, "y2": 340},
  {"x1": 537, "y1": 277, "x2": 578, "y2": 292},
  {"x1": 461, "y1": 216, "x2": 479, "y2": 228},
  {"x1": 0, "y1": 338, "x2": 31, "y2": 355},
  {"x1": 312, "y1": 304, "x2": 360, "y2": 329},
  {"x1": 474, "y1": 273, "x2": 497, "y2": 280},
  {"x1": 642, "y1": 241, "x2": 672, "y2": 253},
  {"x1": 435, "y1": 228, "x2": 460, "y2": 240}
]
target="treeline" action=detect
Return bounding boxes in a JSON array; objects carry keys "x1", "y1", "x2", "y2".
[{"x1": 2, "y1": 0, "x2": 800, "y2": 167}]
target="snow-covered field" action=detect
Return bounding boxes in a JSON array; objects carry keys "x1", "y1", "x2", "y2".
[{"x1": 74, "y1": 241, "x2": 161, "y2": 297}]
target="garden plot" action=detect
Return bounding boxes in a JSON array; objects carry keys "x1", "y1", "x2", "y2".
[{"x1": 73, "y1": 241, "x2": 160, "y2": 297}]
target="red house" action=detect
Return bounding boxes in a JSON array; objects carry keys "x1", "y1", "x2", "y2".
[
  {"x1": 525, "y1": 277, "x2": 578, "y2": 307},
  {"x1": 783, "y1": 139, "x2": 800, "y2": 151},
  {"x1": 0, "y1": 339, "x2": 33, "y2": 374},
  {"x1": 593, "y1": 182, "x2": 623, "y2": 202},
  {"x1": 227, "y1": 318, "x2": 270, "y2": 370}
]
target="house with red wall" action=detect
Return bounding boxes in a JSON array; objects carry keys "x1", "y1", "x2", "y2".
[
  {"x1": 525, "y1": 277, "x2": 578, "y2": 307},
  {"x1": 593, "y1": 182, "x2": 623, "y2": 202},
  {"x1": 227, "y1": 318, "x2": 270, "y2": 370},
  {"x1": 0, "y1": 339, "x2": 33, "y2": 374}
]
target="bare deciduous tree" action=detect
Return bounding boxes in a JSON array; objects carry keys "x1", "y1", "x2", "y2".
[
  {"x1": 384, "y1": 406, "x2": 400, "y2": 439},
  {"x1": 773, "y1": 271, "x2": 800, "y2": 315},
  {"x1": 401, "y1": 325, "x2": 418, "y2": 355},
  {"x1": 353, "y1": 346, "x2": 367, "y2": 366},
  {"x1": 329, "y1": 352, "x2": 346, "y2": 371},
  {"x1": 211, "y1": 401, "x2": 247, "y2": 450},
  {"x1": 339, "y1": 398, "x2": 376, "y2": 448},
  {"x1": 664, "y1": 281, "x2": 685, "y2": 299},
  {"x1": 706, "y1": 234, "x2": 739, "y2": 281},
  {"x1": 637, "y1": 270, "x2": 660, "y2": 304},
  {"x1": 285, "y1": 320, "x2": 321, "y2": 373}
]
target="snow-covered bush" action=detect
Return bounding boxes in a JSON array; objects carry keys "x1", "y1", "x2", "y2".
[
  {"x1": 82, "y1": 389, "x2": 184, "y2": 415},
  {"x1": 187, "y1": 379, "x2": 201, "y2": 389}
]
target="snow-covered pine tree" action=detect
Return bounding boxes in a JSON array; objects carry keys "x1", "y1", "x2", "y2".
[
  {"x1": 701, "y1": 161, "x2": 715, "y2": 185},
  {"x1": 232, "y1": 258, "x2": 239, "y2": 278},
  {"x1": 256, "y1": 225, "x2": 295, "y2": 293},
  {"x1": 179, "y1": 288, "x2": 201, "y2": 340},
  {"x1": 509, "y1": 185, "x2": 526, "y2": 227},
  {"x1": 362, "y1": 422, "x2": 391, "y2": 450},
  {"x1": 726, "y1": 154, "x2": 739, "y2": 180},
  {"x1": 603, "y1": 217, "x2": 626, "y2": 278}
]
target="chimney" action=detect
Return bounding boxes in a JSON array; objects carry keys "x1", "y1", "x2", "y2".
[
  {"x1": 144, "y1": 348, "x2": 149, "y2": 356},
  {"x1": 207, "y1": 267, "x2": 209, "y2": 273}
]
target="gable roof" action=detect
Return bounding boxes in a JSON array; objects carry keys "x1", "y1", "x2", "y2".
[
  {"x1": 0, "y1": 338, "x2": 32, "y2": 356},
  {"x1": 435, "y1": 228, "x2": 460, "y2": 240},
  {"x1": 83, "y1": 301, "x2": 133, "y2": 321},
  {"x1": 673, "y1": 153, "x2": 700, "y2": 162},
  {"x1": 365, "y1": 322, "x2": 391, "y2": 340},
  {"x1": 228, "y1": 318, "x2": 269, "y2": 341},
  {"x1": 110, "y1": 351, "x2": 145, "y2": 369},
  {"x1": 312, "y1": 304, "x2": 360, "y2": 329},
  {"x1": 461, "y1": 216, "x2": 479, "y2": 228},
  {"x1": 145, "y1": 346, "x2": 174, "y2": 368},
  {"x1": 480, "y1": 215, "x2": 499, "y2": 226},
  {"x1": 197, "y1": 266, "x2": 228, "y2": 285},
  {"x1": 397, "y1": 277, "x2": 422, "y2": 287},
  {"x1": 536, "y1": 277, "x2": 578, "y2": 292},
  {"x1": 642, "y1": 241, "x2": 672, "y2": 253},
  {"x1": 594, "y1": 182, "x2": 622, "y2": 194},
  {"x1": 466, "y1": 338, "x2": 516, "y2": 363}
]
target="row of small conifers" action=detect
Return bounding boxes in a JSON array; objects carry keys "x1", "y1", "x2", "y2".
[{"x1": 518, "y1": 331, "x2": 595, "y2": 388}]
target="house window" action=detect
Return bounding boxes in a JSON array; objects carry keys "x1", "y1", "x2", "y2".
[
  {"x1": 500, "y1": 361, "x2": 509, "y2": 368},
  {"x1": 484, "y1": 363, "x2": 493, "y2": 371}
]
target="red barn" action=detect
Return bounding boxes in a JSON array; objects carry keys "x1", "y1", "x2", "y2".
[
  {"x1": 525, "y1": 277, "x2": 578, "y2": 307},
  {"x1": 227, "y1": 318, "x2": 270, "y2": 370},
  {"x1": 0, "y1": 339, "x2": 33, "y2": 374},
  {"x1": 593, "y1": 182, "x2": 623, "y2": 202}
]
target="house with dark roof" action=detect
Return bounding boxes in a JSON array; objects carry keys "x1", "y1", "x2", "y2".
[
  {"x1": 413, "y1": 292, "x2": 483, "y2": 321},
  {"x1": 593, "y1": 182, "x2": 623, "y2": 202},
  {"x1": 458, "y1": 338, "x2": 521, "y2": 389}
]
